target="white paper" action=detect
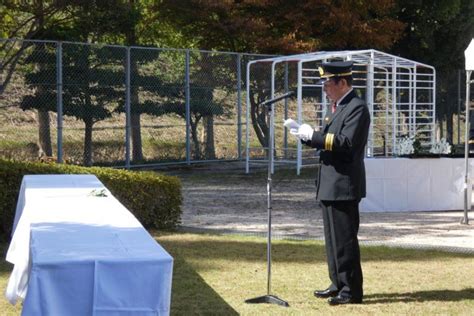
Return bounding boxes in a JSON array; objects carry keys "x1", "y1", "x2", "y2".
[{"x1": 283, "y1": 118, "x2": 300, "y2": 131}]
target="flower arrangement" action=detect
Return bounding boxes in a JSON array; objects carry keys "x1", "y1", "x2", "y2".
[
  {"x1": 429, "y1": 138, "x2": 452, "y2": 154},
  {"x1": 393, "y1": 136, "x2": 415, "y2": 156},
  {"x1": 394, "y1": 136, "x2": 453, "y2": 157}
]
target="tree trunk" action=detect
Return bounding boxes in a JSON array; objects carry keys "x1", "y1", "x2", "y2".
[
  {"x1": 84, "y1": 117, "x2": 93, "y2": 166},
  {"x1": 203, "y1": 116, "x2": 216, "y2": 159},
  {"x1": 131, "y1": 110, "x2": 143, "y2": 162},
  {"x1": 126, "y1": 0, "x2": 144, "y2": 162},
  {"x1": 37, "y1": 107, "x2": 52, "y2": 157},
  {"x1": 439, "y1": 117, "x2": 444, "y2": 139},
  {"x1": 83, "y1": 87, "x2": 93, "y2": 166},
  {"x1": 446, "y1": 107, "x2": 454, "y2": 144},
  {"x1": 190, "y1": 118, "x2": 201, "y2": 160},
  {"x1": 35, "y1": 1, "x2": 53, "y2": 157},
  {"x1": 250, "y1": 96, "x2": 268, "y2": 148}
]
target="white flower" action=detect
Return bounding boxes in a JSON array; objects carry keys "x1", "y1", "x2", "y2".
[
  {"x1": 429, "y1": 138, "x2": 451, "y2": 154},
  {"x1": 394, "y1": 136, "x2": 415, "y2": 155}
]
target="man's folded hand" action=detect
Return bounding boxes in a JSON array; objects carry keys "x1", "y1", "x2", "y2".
[
  {"x1": 283, "y1": 118, "x2": 300, "y2": 130},
  {"x1": 295, "y1": 124, "x2": 314, "y2": 141}
]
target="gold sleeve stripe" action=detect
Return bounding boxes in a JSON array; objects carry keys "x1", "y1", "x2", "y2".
[{"x1": 325, "y1": 133, "x2": 335, "y2": 151}]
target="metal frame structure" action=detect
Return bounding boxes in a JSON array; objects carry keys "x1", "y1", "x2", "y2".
[
  {"x1": 463, "y1": 69, "x2": 472, "y2": 225},
  {"x1": 1, "y1": 38, "x2": 278, "y2": 168},
  {"x1": 245, "y1": 50, "x2": 436, "y2": 174},
  {"x1": 463, "y1": 39, "x2": 474, "y2": 225}
]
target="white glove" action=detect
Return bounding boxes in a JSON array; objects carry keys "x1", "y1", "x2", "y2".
[
  {"x1": 283, "y1": 118, "x2": 301, "y2": 137},
  {"x1": 283, "y1": 118, "x2": 300, "y2": 130},
  {"x1": 294, "y1": 123, "x2": 314, "y2": 141}
]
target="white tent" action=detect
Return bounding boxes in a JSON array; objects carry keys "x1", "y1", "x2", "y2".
[
  {"x1": 463, "y1": 38, "x2": 474, "y2": 224},
  {"x1": 245, "y1": 50, "x2": 436, "y2": 174}
]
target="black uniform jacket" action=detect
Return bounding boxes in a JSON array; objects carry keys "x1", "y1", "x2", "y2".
[{"x1": 305, "y1": 90, "x2": 370, "y2": 201}]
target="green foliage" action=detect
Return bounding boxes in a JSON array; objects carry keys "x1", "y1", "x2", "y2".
[
  {"x1": 412, "y1": 137, "x2": 422, "y2": 155},
  {"x1": 157, "y1": 0, "x2": 404, "y2": 54},
  {"x1": 393, "y1": 0, "x2": 474, "y2": 143},
  {"x1": 0, "y1": 159, "x2": 182, "y2": 241}
]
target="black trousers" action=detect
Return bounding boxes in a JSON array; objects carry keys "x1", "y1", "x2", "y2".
[{"x1": 320, "y1": 200, "x2": 363, "y2": 300}]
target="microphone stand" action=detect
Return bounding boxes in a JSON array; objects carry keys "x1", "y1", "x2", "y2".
[{"x1": 245, "y1": 92, "x2": 294, "y2": 307}]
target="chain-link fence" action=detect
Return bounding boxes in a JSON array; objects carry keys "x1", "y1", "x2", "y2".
[
  {"x1": 2, "y1": 39, "x2": 472, "y2": 168},
  {"x1": 0, "y1": 39, "x2": 275, "y2": 167}
]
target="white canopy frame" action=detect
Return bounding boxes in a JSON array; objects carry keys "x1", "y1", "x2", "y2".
[
  {"x1": 462, "y1": 38, "x2": 474, "y2": 225},
  {"x1": 245, "y1": 50, "x2": 436, "y2": 174}
]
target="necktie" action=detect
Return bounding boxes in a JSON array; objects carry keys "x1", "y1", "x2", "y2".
[{"x1": 331, "y1": 102, "x2": 337, "y2": 113}]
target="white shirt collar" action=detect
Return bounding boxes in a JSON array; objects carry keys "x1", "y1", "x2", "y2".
[{"x1": 336, "y1": 88, "x2": 353, "y2": 107}]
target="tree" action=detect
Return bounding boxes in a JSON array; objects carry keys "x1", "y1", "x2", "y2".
[
  {"x1": 141, "y1": 51, "x2": 230, "y2": 160},
  {"x1": 2, "y1": 1, "x2": 134, "y2": 163},
  {"x1": 157, "y1": 0, "x2": 404, "y2": 54},
  {"x1": 62, "y1": 45, "x2": 125, "y2": 166},
  {"x1": 19, "y1": 41, "x2": 57, "y2": 157},
  {"x1": 1, "y1": 0, "x2": 73, "y2": 156},
  {"x1": 157, "y1": 0, "x2": 405, "y2": 148},
  {"x1": 107, "y1": 0, "x2": 191, "y2": 163},
  {"x1": 155, "y1": 90, "x2": 226, "y2": 160},
  {"x1": 392, "y1": 0, "x2": 474, "y2": 143},
  {"x1": 0, "y1": 0, "x2": 100, "y2": 94},
  {"x1": 21, "y1": 44, "x2": 125, "y2": 166}
]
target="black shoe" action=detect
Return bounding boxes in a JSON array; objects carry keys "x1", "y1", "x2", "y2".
[
  {"x1": 328, "y1": 295, "x2": 362, "y2": 305},
  {"x1": 314, "y1": 288, "x2": 339, "y2": 298}
]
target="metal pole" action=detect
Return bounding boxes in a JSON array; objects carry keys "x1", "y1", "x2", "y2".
[
  {"x1": 245, "y1": 61, "x2": 254, "y2": 174},
  {"x1": 56, "y1": 41, "x2": 63, "y2": 163},
  {"x1": 463, "y1": 70, "x2": 472, "y2": 225},
  {"x1": 392, "y1": 60, "x2": 397, "y2": 151},
  {"x1": 366, "y1": 51, "x2": 375, "y2": 157},
  {"x1": 245, "y1": 99, "x2": 289, "y2": 307},
  {"x1": 266, "y1": 104, "x2": 273, "y2": 295},
  {"x1": 125, "y1": 47, "x2": 131, "y2": 169},
  {"x1": 408, "y1": 68, "x2": 414, "y2": 138},
  {"x1": 284, "y1": 62, "x2": 289, "y2": 160},
  {"x1": 384, "y1": 68, "x2": 390, "y2": 156},
  {"x1": 237, "y1": 54, "x2": 242, "y2": 160},
  {"x1": 185, "y1": 50, "x2": 191, "y2": 165},
  {"x1": 296, "y1": 62, "x2": 303, "y2": 175},
  {"x1": 458, "y1": 69, "x2": 462, "y2": 144},
  {"x1": 432, "y1": 69, "x2": 437, "y2": 145},
  {"x1": 270, "y1": 62, "x2": 276, "y2": 174}
]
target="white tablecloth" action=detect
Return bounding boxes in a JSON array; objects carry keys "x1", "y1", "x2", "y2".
[
  {"x1": 5, "y1": 174, "x2": 173, "y2": 315},
  {"x1": 361, "y1": 158, "x2": 473, "y2": 212}
]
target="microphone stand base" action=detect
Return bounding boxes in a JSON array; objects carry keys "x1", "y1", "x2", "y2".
[{"x1": 245, "y1": 294, "x2": 289, "y2": 307}]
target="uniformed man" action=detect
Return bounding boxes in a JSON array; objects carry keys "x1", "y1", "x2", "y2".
[{"x1": 285, "y1": 60, "x2": 370, "y2": 305}]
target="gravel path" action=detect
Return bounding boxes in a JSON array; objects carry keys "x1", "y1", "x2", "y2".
[{"x1": 165, "y1": 163, "x2": 474, "y2": 253}]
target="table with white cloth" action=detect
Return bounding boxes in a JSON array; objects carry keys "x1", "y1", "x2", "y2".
[
  {"x1": 5, "y1": 174, "x2": 173, "y2": 315},
  {"x1": 361, "y1": 158, "x2": 474, "y2": 212}
]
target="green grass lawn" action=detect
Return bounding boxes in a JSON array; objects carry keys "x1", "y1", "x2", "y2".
[{"x1": 1, "y1": 232, "x2": 474, "y2": 315}]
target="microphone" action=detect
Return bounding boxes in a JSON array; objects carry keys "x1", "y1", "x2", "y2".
[{"x1": 260, "y1": 91, "x2": 295, "y2": 107}]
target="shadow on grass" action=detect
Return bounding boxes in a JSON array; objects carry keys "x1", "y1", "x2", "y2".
[
  {"x1": 364, "y1": 288, "x2": 474, "y2": 304},
  {"x1": 158, "y1": 234, "x2": 473, "y2": 266},
  {"x1": 158, "y1": 236, "x2": 327, "y2": 266},
  {"x1": 170, "y1": 255, "x2": 238, "y2": 315}
]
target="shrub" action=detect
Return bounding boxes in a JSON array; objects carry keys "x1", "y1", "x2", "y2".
[{"x1": 0, "y1": 159, "x2": 182, "y2": 241}]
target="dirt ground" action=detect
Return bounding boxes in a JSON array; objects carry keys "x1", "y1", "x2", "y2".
[{"x1": 162, "y1": 162, "x2": 474, "y2": 253}]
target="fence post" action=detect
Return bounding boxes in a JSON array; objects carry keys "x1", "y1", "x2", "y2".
[
  {"x1": 125, "y1": 47, "x2": 131, "y2": 169},
  {"x1": 284, "y1": 62, "x2": 289, "y2": 159},
  {"x1": 185, "y1": 50, "x2": 191, "y2": 164},
  {"x1": 237, "y1": 54, "x2": 242, "y2": 160},
  {"x1": 458, "y1": 69, "x2": 462, "y2": 144},
  {"x1": 56, "y1": 41, "x2": 63, "y2": 163}
]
